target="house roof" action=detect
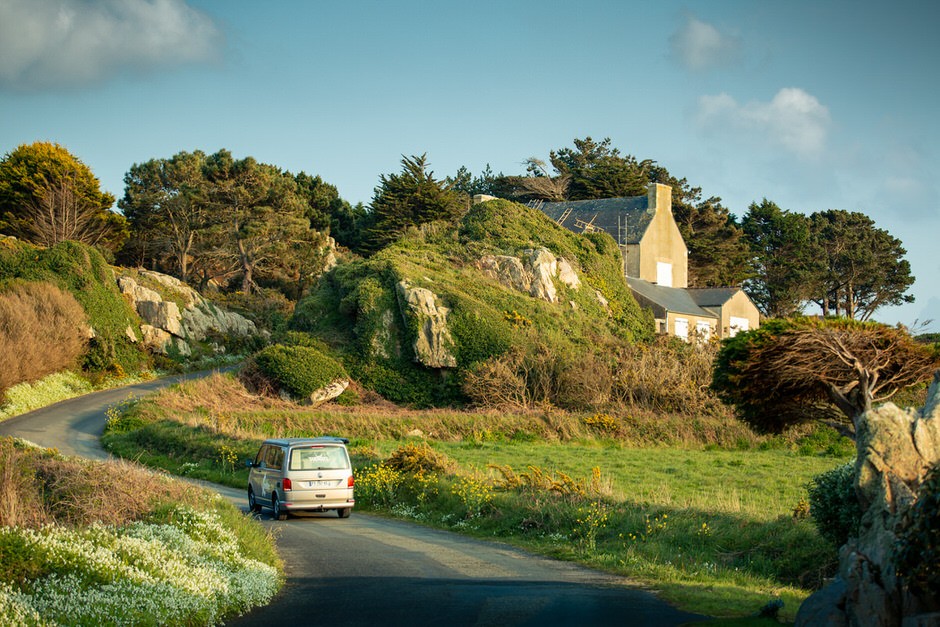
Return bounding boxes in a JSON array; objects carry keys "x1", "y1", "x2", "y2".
[
  {"x1": 538, "y1": 196, "x2": 651, "y2": 244},
  {"x1": 627, "y1": 278, "x2": 717, "y2": 318},
  {"x1": 686, "y1": 287, "x2": 742, "y2": 307}
]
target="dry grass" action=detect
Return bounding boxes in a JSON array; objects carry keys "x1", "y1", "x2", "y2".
[
  {"x1": 0, "y1": 282, "x2": 88, "y2": 398},
  {"x1": 0, "y1": 437, "x2": 212, "y2": 529},
  {"x1": 143, "y1": 373, "x2": 761, "y2": 449},
  {"x1": 463, "y1": 336, "x2": 728, "y2": 417}
]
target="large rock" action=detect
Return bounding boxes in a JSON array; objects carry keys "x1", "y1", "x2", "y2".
[
  {"x1": 797, "y1": 373, "x2": 940, "y2": 627},
  {"x1": 396, "y1": 281, "x2": 457, "y2": 369},
  {"x1": 309, "y1": 380, "x2": 349, "y2": 406},
  {"x1": 477, "y1": 248, "x2": 582, "y2": 305},
  {"x1": 117, "y1": 271, "x2": 257, "y2": 354},
  {"x1": 524, "y1": 248, "x2": 558, "y2": 303}
]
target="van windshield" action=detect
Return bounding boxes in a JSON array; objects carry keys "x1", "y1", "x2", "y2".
[{"x1": 289, "y1": 446, "x2": 348, "y2": 471}]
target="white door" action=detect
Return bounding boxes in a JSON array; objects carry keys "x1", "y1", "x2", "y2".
[
  {"x1": 674, "y1": 317, "x2": 688, "y2": 340},
  {"x1": 656, "y1": 262, "x2": 672, "y2": 287},
  {"x1": 729, "y1": 316, "x2": 750, "y2": 337}
]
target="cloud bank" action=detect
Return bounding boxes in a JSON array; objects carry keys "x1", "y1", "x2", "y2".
[
  {"x1": 0, "y1": 0, "x2": 223, "y2": 90},
  {"x1": 669, "y1": 15, "x2": 739, "y2": 71},
  {"x1": 696, "y1": 88, "x2": 831, "y2": 158}
]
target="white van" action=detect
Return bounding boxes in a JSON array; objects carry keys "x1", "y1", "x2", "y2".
[{"x1": 247, "y1": 437, "x2": 354, "y2": 520}]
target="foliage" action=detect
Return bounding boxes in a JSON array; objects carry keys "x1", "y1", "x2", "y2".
[
  {"x1": 807, "y1": 461, "x2": 862, "y2": 547},
  {"x1": 741, "y1": 200, "x2": 915, "y2": 320},
  {"x1": 0, "y1": 281, "x2": 88, "y2": 399},
  {"x1": 361, "y1": 154, "x2": 465, "y2": 253},
  {"x1": 809, "y1": 209, "x2": 915, "y2": 320},
  {"x1": 896, "y1": 462, "x2": 940, "y2": 598},
  {"x1": 712, "y1": 317, "x2": 940, "y2": 432},
  {"x1": 120, "y1": 148, "x2": 336, "y2": 297},
  {"x1": 0, "y1": 142, "x2": 127, "y2": 252},
  {"x1": 250, "y1": 344, "x2": 348, "y2": 400},
  {"x1": 293, "y1": 197, "x2": 652, "y2": 407},
  {"x1": 384, "y1": 441, "x2": 454, "y2": 474},
  {"x1": 0, "y1": 238, "x2": 146, "y2": 375},
  {"x1": 741, "y1": 200, "x2": 818, "y2": 318}
]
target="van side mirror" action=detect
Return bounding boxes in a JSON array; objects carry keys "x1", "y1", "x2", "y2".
[{"x1": 245, "y1": 459, "x2": 256, "y2": 469}]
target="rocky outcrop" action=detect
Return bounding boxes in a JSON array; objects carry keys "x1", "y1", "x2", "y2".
[
  {"x1": 796, "y1": 374, "x2": 940, "y2": 627},
  {"x1": 396, "y1": 281, "x2": 457, "y2": 369},
  {"x1": 117, "y1": 271, "x2": 257, "y2": 355},
  {"x1": 477, "y1": 247, "x2": 581, "y2": 304},
  {"x1": 309, "y1": 380, "x2": 349, "y2": 406}
]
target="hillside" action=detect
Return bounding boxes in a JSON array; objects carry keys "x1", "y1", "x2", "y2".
[
  {"x1": 291, "y1": 198, "x2": 655, "y2": 406},
  {"x1": 0, "y1": 236, "x2": 257, "y2": 405}
]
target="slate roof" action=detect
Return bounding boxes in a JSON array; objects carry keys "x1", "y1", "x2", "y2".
[
  {"x1": 687, "y1": 287, "x2": 741, "y2": 307},
  {"x1": 538, "y1": 196, "x2": 651, "y2": 244},
  {"x1": 627, "y1": 278, "x2": 717, "y2": 318}
]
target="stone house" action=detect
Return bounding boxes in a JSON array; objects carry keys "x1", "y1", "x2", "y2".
[{"x1": 537, "y1": 183, "x2": 759, "y2": 339}]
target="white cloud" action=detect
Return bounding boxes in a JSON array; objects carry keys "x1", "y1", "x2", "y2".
[
  {"x1": 0, "y1": 0, "x2": 223, "y2": 90},
  {"x1": 695, "y1": 88, "x2": 831, "y2": 158},
  {"x1": 669, "y1": 15, "x2": 739, "y2": 71}
]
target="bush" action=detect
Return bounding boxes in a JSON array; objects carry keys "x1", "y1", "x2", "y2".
[
  {"x1": 250, "y1": 344, "x2": 348, "y2": 400},
  {"x1": 896, "y1": 462, "x2": 940, "y2": 598},
  {"x1": 807, "y1": 461, "x2": 862, "y2": 546},
  {"x1": 385, "y1": 442, "x2": 454, "y2": 474},
  {"x1": 0, "y1": 282, "x2": 88, "y2": 398}
]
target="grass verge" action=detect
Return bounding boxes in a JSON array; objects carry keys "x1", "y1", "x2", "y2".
[{"x1": 0, "y1": 437, "x2": 282, "y2": 625}]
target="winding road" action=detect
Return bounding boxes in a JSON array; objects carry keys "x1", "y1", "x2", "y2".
[{"x1": 0, "y1": 373, "x2": 706, "y2": 626}]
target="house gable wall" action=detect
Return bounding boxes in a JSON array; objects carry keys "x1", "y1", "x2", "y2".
[{"x1": 636, "y1": 184, "x2": 688, "y2": 288}]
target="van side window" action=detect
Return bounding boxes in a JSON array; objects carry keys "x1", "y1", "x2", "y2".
[
  {"x1": 254, "y1": 446, "x2": 268, "y2": 467},
  {"x1": 264, "y1": 445, "x2": 282, "y2": 470},
  {"x1": 272, "y1": 447, "x2": 285, "y2": 470}
]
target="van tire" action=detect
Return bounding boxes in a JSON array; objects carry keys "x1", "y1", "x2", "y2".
[
  {"x1": 337, "y1": 508, "x2": 351, "y2": 519},
  {"x1": 272, "y1": 494, "x2": 287, "y2": 521},
  {"x1": 247, "y1": 488, "x2": 262, "y2": 513}
]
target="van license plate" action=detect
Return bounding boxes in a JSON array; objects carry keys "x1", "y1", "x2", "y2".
[{"x1": 307, "y1": 481, "x2": 333, "y2": 487}]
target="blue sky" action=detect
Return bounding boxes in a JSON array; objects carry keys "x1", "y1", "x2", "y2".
[{"x1": 2, "y1": 0, "x2": 938, "y2": 328}]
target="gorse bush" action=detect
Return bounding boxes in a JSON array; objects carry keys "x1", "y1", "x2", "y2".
[
  {"x1": 385, "y1": 441, "x2": 454, "y2": 474},
  {"x1": 0, "y1": 281, "x2": 87, "y2": 399},
  {"x1": 249, "y1": 344, "x2": 348, "y2": 400},
  {"x1": 896, "y1": 462, "x2": 940, "y2": 598},
  {"x1": 807, "y1": 461, "x2": 862, "y2": 547}
]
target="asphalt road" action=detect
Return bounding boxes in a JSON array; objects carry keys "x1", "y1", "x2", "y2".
[{"x1": 0, "y1": 373, "x2": 707, "y2": 627}]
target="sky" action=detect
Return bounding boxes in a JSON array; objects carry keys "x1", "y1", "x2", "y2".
[{"x1": 1, "y1": 0, "x2": 938, "y2": 329}]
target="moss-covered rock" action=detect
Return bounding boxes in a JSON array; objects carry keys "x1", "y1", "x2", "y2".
[{"x1": 253, "y1": 344, "x2": 348, "y2": 402}]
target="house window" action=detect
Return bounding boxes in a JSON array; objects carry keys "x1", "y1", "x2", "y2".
[
  {"x1": 674, "y1": 317, "x2": 688, "y2": 340},
  {"x1": 656, "y1": 262, "x2": 672, "y2": 287},
  {"x1": 695, "y1": 320, "x2": 711, "y2": 342},
  {"x1": 729, "y1": 316, "x2": 750, "y2": 337}
]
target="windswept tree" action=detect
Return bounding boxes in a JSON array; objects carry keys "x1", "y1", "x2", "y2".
[
  {"x1": 712, "y1": 317, "x2": 940, "y2": 435},
  {"x1": 120, "y1": 150, "x2": 208, "y2": 282},
  {"x1": 741, "y1": 200, "x2": 819, "y2": 317},
  {"x1": 362, "y1": 154, "x2": 464, "y2": 253},
  {"x1": 0, "y1": 142, "x2": 127, "y2": 251},
  {"x1": 809, "y1": 209, "x2": 914, "y2": 320},
  {"x1": 121, "y1": 149, "x2": 337, "y2": 297},
  {"x1": 549, "y1": 136, "x2": 652, "y2": 200}
]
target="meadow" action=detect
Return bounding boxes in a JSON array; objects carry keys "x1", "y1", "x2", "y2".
[{"x1": 101, "y1": 373, "x2": 855, "y2": 623}]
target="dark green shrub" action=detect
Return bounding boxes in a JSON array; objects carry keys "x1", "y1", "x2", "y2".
[
  {"x1": 807, "y1": 461, "x2": 862, "y2": 546},
  {"x1": 252, "y1": 344, "x2": 348, "y2": 400},
  {"x1": 896, "y1": 463, "x2": 940, "y2": 598}
]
